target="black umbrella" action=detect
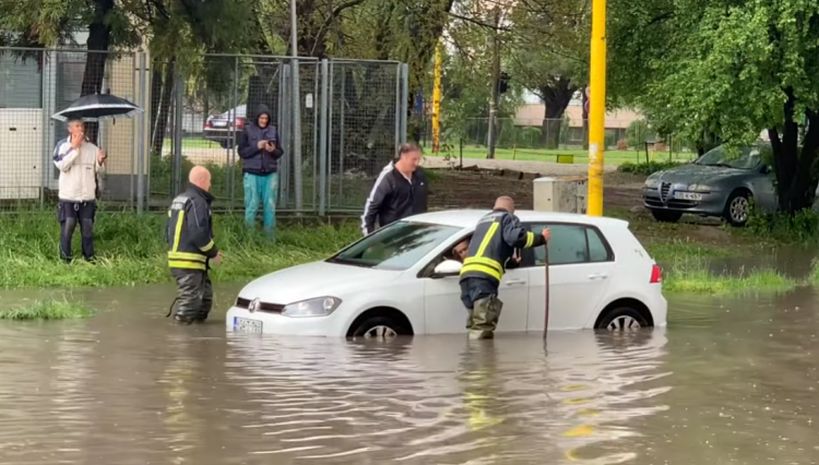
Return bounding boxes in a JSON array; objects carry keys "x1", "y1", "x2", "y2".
[{"x1": 51, "y1": 92, "x2": 143, "y2": 122}]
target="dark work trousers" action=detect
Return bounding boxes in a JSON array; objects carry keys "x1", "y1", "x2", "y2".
[
  {"x1": 57, "y1": 201, "x2": 96, "y2": 262},
  {"x1": 170, "y1": 268, "x2": 213, "y2": 323}
]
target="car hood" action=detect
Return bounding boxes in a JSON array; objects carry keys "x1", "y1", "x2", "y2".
[
  {"x1": 648, "y1": 164, "x2": 751, "y2": 186},
  {"x1": 237, "y1": 261, "x2": 402, "y2": 304}
]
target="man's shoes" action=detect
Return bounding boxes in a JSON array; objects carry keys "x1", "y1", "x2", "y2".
[{"x1": 173, "y1": 314, "x2": 194, "y2": 325}]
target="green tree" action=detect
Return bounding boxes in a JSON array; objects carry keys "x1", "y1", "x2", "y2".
[{"x1": 610, "y1": 0, "x2": 819, "y2": 213}]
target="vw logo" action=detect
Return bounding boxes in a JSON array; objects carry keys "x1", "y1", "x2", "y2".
[{"x1": 249, "y1": 298, "x2": 260, "y2": 313}]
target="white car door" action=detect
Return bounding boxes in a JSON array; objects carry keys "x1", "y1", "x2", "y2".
[
  {"x1": 523, "y1": 223, "x2": 616, "y2": 331},
  {"x1": 423, "y1": 265, "x2": 530, "y2": 335}
]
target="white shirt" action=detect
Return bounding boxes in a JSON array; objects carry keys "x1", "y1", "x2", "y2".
[{"x1": 53, "y1": 138, "x2": 103, "y2": 202}]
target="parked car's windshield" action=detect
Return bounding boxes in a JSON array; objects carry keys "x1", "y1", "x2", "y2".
[
  {"x1": 328, "y1": 221, "x2": 460, "y2": 270},
  {"x1": 695, "y1": 145, "x2": 767, "y2": 170}
]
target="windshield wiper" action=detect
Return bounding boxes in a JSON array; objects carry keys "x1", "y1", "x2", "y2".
[{"x1": 326, "y1": 256, "x2": 372, "y2": 267}]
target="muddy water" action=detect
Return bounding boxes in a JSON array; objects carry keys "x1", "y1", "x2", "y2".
[{"x1": 1, "y1": 285, "x2": 819, "y2": 464}]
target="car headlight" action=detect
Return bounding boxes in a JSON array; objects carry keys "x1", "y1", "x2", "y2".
[
  {"x1": 687, "y1": 184, "x2": 713, "y2": 192},
  {"x1": 645, "y1": 177, "x2": 660, "y2": 188},
  {"x1": 282, "y1": 296, "x2": 341, "y2": 318}
]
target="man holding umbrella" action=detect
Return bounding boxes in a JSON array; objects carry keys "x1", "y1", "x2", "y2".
[
  {"x1": 53, "y1": 118, "x2": 107, "y2": 263},
  {"x1": 51, "y1": 91, "x2": 142, "y2": 262}
]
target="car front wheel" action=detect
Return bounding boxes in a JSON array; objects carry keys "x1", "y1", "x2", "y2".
[
  {"x1": 350, "y1": 316, "x2": 409, "y2": 340},
  {"x1": 596, "y1": 307, "x2": 650, "y2": 331},
  {"x1": 724, "y1": 191, "x2": 751, "y2": 226},
  {"x1": 650, "y1": 209, "x2": 683, "y2": 223}
]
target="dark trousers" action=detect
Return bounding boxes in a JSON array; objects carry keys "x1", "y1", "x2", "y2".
[
  {"x1": 57, "y1": 201, "x2": 96, "y2": 261},
  {"x1": 170, "y1": 268, "x2": 213, "y2": 322}
]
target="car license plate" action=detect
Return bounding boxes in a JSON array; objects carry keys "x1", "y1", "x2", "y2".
[
  {"x1": 234, "y1": 317, "x2": 263, "y2": 334},
  {"x1": 212, "y1": 121, "x2": 227, "y2": 128}
]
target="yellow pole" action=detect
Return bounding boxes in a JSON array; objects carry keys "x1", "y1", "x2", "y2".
[
  {"x1": 432, "y1": 42, "x2": 442, "y2": 153},
  {"x1": 587, "y1": 0, "x2": 607, "y2": 216}
]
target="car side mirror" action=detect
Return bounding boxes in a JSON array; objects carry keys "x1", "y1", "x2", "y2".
[
  {"x1": 760, "y1": 165, "x2": 772, "y2": 174},
  {"x1": 432, "y1": 259, "x2": 462, "y2": 278}
]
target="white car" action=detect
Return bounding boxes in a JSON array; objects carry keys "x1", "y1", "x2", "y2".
[{"x1": 225, "y1": 210, "x2": 667, "y2": 337}]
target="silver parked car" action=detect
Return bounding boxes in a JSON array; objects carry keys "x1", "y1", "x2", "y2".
[{"x1": 643, "y1": 144, "x2": 777, "y2": 226}]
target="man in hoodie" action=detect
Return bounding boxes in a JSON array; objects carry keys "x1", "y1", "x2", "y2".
[{"x1": 238, "y1": 105, "x2": 284, "y2": 235}]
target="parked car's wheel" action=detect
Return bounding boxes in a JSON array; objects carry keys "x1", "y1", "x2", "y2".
[
  {"x1": 350, "y1": 316, "x2": 409, "y2": 340},
  {"x1": 650, "y1": 209, "x2": 683, "y2": 223},
  {"x1": 597, "y1": 307, "x2": 649, "y2": 331},
  {"x1": 724, "y1": 190, "x2": 751, "y2": 227}
]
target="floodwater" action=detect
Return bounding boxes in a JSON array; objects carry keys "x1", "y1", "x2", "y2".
[{"x1": 1, "y1": 284, "x2": 819, "y2": 464}]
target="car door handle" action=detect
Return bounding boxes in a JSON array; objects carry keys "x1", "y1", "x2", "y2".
[
  {"x1": 588, "y1": 273, "x2": 608, "y2": 280},
  {"x1": 505, "y1": 279, "x2": 527, "y2": 286}
]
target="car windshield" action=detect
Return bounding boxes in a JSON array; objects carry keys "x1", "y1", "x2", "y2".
[
  {"x1": 328, "y1": 221, "x2": 460, "y2": 270},
  {"x1": 695, "y1": 145, "x2": 767, "y2": 170}
]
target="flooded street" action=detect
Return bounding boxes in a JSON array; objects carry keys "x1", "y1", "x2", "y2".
[{"x1": 1, "y1": 285, "x2": 819, "y2": 464}]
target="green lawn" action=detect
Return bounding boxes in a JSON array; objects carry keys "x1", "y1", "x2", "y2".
[
  {"x1": 428, "y1": 145, "x2": 697, "y2": 166},
  {"x1": 161, "y1": 136, "x2": 225, "y2": 152}
]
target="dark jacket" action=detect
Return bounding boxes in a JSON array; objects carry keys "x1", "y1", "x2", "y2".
[
  {"x1": 361, "y1": 162, "x2": 428, "y2": 235},
  {"x1": 459, "y1": 209, "x2": 546, "y2": 286},
  {"x1": 238, "y1": 104, "x2": 284, "y2": 175},
  {"x1": 166, "y1": 184, "x2": 219, "y2": 271}
]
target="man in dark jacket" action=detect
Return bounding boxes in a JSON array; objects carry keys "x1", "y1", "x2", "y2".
[
  {"x1": 166, "y1": 166, "x2": 223, "y2": 324},
  {"x1": 361, "y1": 143, "x2": 428, "y2": 235},
  {"x1": 238, "y1": 104, "x2": 284, "y2": 235},
  {"x1": 459, "y1": 196, "x2": 551, "y2": 339}
]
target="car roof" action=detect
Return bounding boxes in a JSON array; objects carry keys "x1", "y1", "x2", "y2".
[{"x1": 405, "y1": 209, "x2": 628, "y2": 229}]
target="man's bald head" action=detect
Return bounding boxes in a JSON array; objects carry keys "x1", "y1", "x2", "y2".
[
  {"x1": 494, "y1": 195, "x2": 515, "y2": 213},
  {"x1": 189, "y1": 166, "x2": 212, "y2": 192}
]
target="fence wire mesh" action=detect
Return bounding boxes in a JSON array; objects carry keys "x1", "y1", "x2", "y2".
[{"x1": 0, "y1": 48, "x2": 406, "y2": 214}]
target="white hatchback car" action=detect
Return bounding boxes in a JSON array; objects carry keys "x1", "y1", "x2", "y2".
[{"x1": 225, "y1": 210, "x2": 667, "y2": 337}]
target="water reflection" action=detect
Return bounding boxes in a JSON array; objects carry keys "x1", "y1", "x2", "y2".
[{"x1": 0, "y1": 285, "x2": 818, "y2": 463}]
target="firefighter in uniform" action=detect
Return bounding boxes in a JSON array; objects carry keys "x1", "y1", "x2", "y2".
[
  {"x1": 459, "y1": 196, "x2": 550, "y2": 339},
  {"x1": 166, "y1": 166, "x2": 223, "y2": 324}
]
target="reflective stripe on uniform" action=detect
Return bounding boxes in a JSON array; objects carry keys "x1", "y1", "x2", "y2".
[
  {"x1": 475, "y1": 222, "x2": 500, "y2": 257},
  {"x1": 525, "y1": 231, "x2": 534, "y2": 248},
  {"x1": 168, "y1": 251, "x2": 207, "y2": 262},
  {"x1": 168, "y1": 260, "x2": 207, "y2": 270},
  {"x1": 460, "y1": 263, "x2": 502, "y2": 281},
  {"x1": 172, "y1": 210, "x2": 185, "y2": 252},
  {"x1": 463, "y1": 256, "x2": 503, "y2": 275},
  {"x1": 200, "y1": 239, "x2": 215, "y2": 252}
]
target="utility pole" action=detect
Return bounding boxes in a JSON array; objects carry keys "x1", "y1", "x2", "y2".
[
  {"x1": 290, "y1": 0, "x2": 303, "y2": 211},
  {"x1": 587, "y1": 0, "x2": 607, "y2": 216},
  {"x1": 486, "y1": 7, "x2": 501, "y2": 159},
  {"x1": 432, "y1": 42, "x2": 442, "y2": 153}
]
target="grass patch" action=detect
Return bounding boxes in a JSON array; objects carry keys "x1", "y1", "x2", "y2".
[
  {"x1": 0, "y1": 211, "x2": 360, "y2": 289},
  {"x1": 663, "y1": 266, "x2": 796, "y2": 295},
  {"x1": 0, "y1": 297, "x2": 94, "y2": 320},
  {"x1": 617, "y1": 160, "x2": 686, "y2": 175},
  {"x1": 427, "y1": 145, "x2": 696, "y2": 167}
]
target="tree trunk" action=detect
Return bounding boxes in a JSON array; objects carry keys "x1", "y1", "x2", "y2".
[
  {"x1": 538, "y1": 78, "x2": 575, "y2": 149},
  {"x1": 769, "y1": 88, "x2": 819, "y2": 213},
  {"x1": 80, "y1": 0, "x2": 115, "y2": 145},
  {"x1": 151, "y1": 60, "x2": 175, "y2": 157},
  {"x1": 486, "y1": 8, "x2": 501, "y2": 159}
]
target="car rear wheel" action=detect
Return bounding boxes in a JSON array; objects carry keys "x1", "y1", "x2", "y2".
[
  {"x1": 596, "y1": 307, "x2": 649, "y2": 331},
  {"x1": 350, "y1": 316, "x2": 409, "y2": 340},
  {"x1": 724, "y1": 191, "x2": 751, "y2": 226},
  {"x1": 650, "y1": 209, "x2": 683, "y2": 223}
]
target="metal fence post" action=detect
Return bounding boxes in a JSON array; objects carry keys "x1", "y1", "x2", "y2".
[
  {"x1": 400, "y1": 63, "x2": 408, "y2": 144},
  {"x1": 291, "y1": 59, "x2": 303, "y2": 212},
  {"x1": 394, "y1": 64, "x2": 401, "y2": 153},
  {"x1": 172, "y1": 71, "x2": 183, "y2": 196},
  {"x1": 137, "y1": 52, "x2": 147, "y2": 213},
  {"x1": 319, "y1": 59, "x2": 329, "y2": 216}
]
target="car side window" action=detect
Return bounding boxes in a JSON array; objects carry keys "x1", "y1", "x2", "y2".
[{"x1": 523, "y1": 223, "x2": 613, "y2": 266}]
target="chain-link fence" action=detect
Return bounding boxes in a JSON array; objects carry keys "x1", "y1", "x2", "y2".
[{"x1": 0, "y1": 47, "x2": 407, "y2": 213}]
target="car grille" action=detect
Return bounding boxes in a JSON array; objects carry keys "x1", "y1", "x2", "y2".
[
  {"x1": 235, "y1": 297, "x2": 285, "y2": 313},
  {"x1": 660, "y1": 182, "x2": 671, "y2": 202},
  {"x1": 645, "y1": 197, "x2": 699, "y2": 209}
]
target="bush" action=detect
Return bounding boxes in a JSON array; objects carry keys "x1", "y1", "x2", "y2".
[
  {"x1": 617, "y1": 160, "x2": 683, "y2": 175},
  {"x1": 746, "y1": 209, "x2": 819, "y2": 243}
]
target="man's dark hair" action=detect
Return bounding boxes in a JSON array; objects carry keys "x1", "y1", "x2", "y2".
[{"x1": 394, "y1": 142, "x2": 422, "y2": 162}]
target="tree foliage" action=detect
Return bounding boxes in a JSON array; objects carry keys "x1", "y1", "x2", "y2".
[{"x1": 610, "y1": 0, "x2": 819, "y2": 213}]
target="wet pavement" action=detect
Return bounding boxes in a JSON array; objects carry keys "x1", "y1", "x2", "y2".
[{"x1": 1, "y1": 284, "x2": 819, "y2": 464}]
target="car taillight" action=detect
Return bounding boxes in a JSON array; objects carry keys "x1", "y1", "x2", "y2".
[{"x1": 650, "y1": 264, "x2": 662, "y2": 283}]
